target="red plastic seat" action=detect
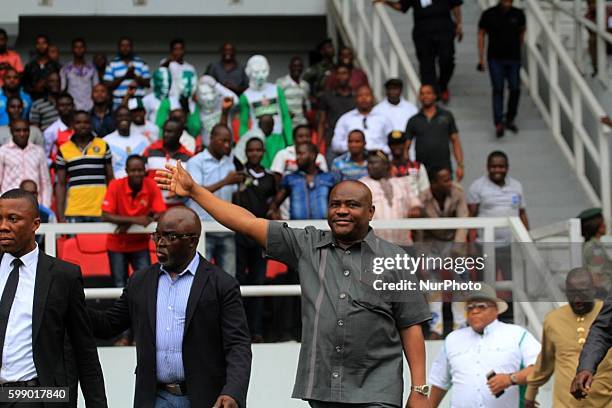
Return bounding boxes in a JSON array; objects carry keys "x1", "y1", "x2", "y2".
[{"x1": 60, "y1": 234, "x2": 111, "y2": 278}]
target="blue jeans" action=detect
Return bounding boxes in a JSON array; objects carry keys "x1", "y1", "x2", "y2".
[
  {"x1": 488, "y1": 59, "x2": 521, "y2": 125},
  {"x1": 108, "y1": 249, "x2": 151, "y2": 287},
  {"x1": 155, "y1": 390, "x2": 191, "y2": 408},
  {"x1": 205, "y1": 232, "x2": 236, "y2": 277}
]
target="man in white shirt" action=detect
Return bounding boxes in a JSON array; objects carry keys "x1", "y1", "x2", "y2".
[
  {"x1": 468, "y1": 150, "x2": 529, "y2": 244},
  {"x1": 161, "y1": 38, "x2": 197, "y2": 99},
  {"x1": 43, "y1": 92, "x2": 74, "y2": 159},
  {"x1": 129, "y1": 97, "x2": 158, "y2": 143},
  {"x1": 373, "y1": 78, "x2": 418, "y2": 159},
  {"x1": 429, "y1": 284, "x2": 540, "y2": 408},
  {"x1": 105, "y1": 105, "x2": 150, "y2": 178},
  {"x1": 331, "y1": 85, "x2": 393, "y2": 154}
]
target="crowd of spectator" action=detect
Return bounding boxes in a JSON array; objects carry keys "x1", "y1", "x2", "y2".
[{"x1": 0, "y1": 23, "x2": 540, "y2": 341}]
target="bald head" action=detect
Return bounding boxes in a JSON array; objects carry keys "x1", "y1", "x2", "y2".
[
  {"x1": 330, "y1": 180, "x2": 372, "y2": 207},
  {"x1": 159, "y1": 206, "x2": 201, "y2": 234}
]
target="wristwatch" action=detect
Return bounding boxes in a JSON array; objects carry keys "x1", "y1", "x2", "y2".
[
  {"x1": 410, "y1": 384, "x2": 431, "y2": 397},
  {"x1": 510, "y1": 373, "x2": 518, "y2": 385}
]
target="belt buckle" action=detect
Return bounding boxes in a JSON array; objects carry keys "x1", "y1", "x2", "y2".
[{"x1": 166, "y1": 383, "x2": 182, "y2": 396}]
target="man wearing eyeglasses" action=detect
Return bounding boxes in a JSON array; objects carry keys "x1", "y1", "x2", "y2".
[
  {"x1": 429, "y1": 284, "x2": 540, "y2": 407},
  {"x1": 88, "y1": 205, "x2": 252, "y2": 408}
]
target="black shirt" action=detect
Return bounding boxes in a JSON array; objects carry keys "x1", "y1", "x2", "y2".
[
  {"x1": 233, "y1": 165, "x2": 277, "y2": 247},
  {"x1": 22, "y1": 59, "x2": 61, "y2": 100},
  {"x1": 405, "y1": 106, "x2": 458, "y2": 170},
  {"x1": 319, "y1": 90, "x2": 355, "y2": 140},
  {"x1": 478, "y1": 5, "x2": 526, "y2": 61},
  {"x1": 400, "y1": 0, "x2": 463, "y2": 34}
]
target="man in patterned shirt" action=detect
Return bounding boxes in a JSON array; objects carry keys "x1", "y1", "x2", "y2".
[
  {"x1": 276, "y1": 56, "x2": 310, "y2": 128},
  {"x1": 104, "y1": 37, "x2": 151, "y2": 108}
]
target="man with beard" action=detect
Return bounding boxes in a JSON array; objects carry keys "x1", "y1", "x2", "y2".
[
  {"x1": 156, "y1": 161, "x2": 432, "y2": 408},
  {"x1": 526, "y1": 268, "x2": 612, "y2": 407},
  {"x1": 90, "y1": 84, "x2": 115, "y2": 137}
]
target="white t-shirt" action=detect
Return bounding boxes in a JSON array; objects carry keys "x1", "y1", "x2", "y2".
[
  {"x1": 142, "y1": 93, "x2": 161, "y2": 124},
  {"x1": 161, "y1": 60, "x2": 197, "y2": 99},
  {"x1": 131, "y1": 121, "x2": 159, "y2": 144},
  {"x1": 104, "y1": 131, "x2": 150, "y2": 178},
  {"x1": 467, "y1": 175, "x2": 527, "y2": 244},
  {"x1": 373, "y1": 98, "x2": 418, "y2": 160}
]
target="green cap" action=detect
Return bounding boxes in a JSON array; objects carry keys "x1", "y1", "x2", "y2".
[{"x1": 577, "y1": 208, "x2": 603, "y2": 221}]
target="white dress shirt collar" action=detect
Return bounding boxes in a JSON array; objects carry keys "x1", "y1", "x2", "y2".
[{"x1": 3, "y1": 244, "x2": 39, "y2": 270}]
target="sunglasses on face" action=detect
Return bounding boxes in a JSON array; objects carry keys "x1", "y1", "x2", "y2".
[{"x1": 465, "y1": 302, "x2": 493, "y2": 312}]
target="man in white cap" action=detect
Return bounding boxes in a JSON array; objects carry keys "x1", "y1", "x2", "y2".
[{"x1": 429, "y1": 284, "x2": 541, "y2": 407}]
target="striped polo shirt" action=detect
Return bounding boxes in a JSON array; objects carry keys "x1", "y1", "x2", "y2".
[
  {"x1": 103, "y1": 55, "x2": 151, "y2": 107},
  {"x1": 29, "y1": 98, "x2": 59, "y2": 131},
  {"x1": 56, "y1": 136, "x2": 112, "y2": 217}
]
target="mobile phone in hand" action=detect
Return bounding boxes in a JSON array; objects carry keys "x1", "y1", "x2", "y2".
[{"x1": 486, "y1": 370, "x2": 505, "y2": 398}]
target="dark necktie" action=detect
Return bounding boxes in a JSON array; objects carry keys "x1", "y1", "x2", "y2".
[{"x1": 0, "y1": 258, "x2": 23, "y2": 365}]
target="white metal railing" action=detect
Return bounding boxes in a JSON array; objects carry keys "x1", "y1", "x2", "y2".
[
  {"x1": 37, "y1": 217, "x2": 565, "y2": 335},
  {"x1": 477, "y1": 0, "x2": 612, "y2": 224},
  {"x1": 540, "y1": 0, "x2": 612, "y2": 82},
  {"x1": 327, "y1": 0, "x2": 421, "y2": 102},
  {"x1": 530, "y1": 218, "x2": 583, "y2": 268}
]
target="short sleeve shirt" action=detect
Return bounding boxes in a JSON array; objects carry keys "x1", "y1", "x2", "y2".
[
  {"x1": 479, "y1": 6, "x2": 526, "y2": 61},
  {"x1": 467, "y1": 175, "x2": 526, "y2": 243},
  {"x1": 429, "y1": 320, "x2": 540, "y2": 408},
  {"x1": 55, "y1": 136, "x2": 112, "y2": 217},
  {"x1": 102, "y1": 177, "x2": 166, "y2": 252},
  {"x1": 266, "y1": 221, "x2": 431, "y2": 405},
  {"x1": 405, "y1": 107, "x2": 458, "y2": 171},
  {"x1": 103, "y1": 56, "x2": 151, "y2": 107},
  {"x1": 400, "y1": 0, "x2": 463, "y2": 34}
]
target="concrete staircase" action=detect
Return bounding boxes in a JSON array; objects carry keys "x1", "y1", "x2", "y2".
[{"x1": 382, "y1": 0, "x2": 594, "y2": 227}]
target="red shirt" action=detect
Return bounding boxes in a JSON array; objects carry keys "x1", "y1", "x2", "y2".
[
  {"x1": 102, "y1": 177, "x2": 167, "y2": 252},
  {"x1": 0, "y1": 51, "x2": 24, "y2": 87}
]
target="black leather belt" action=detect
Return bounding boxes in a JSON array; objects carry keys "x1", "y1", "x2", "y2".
[
  {"x1": 157, "y1": 382, "x2": 187, "y2": 396},
  {"x1": 0, "y1": 378, "x2": 39, "y2": 387}
]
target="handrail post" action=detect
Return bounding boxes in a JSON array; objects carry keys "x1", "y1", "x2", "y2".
[
  {"x1": 571, "y1": 82, "x2": 584, "y2": 177},
  {"x1": 372, "y1": 12, "x2": 382, "y2": 100},
  {"x1": 573, "y1": 0, "x2": 584, "y2": 72},
  {"x1": 525, "y1": 4, "x2": 538, "y2": 100},
  {"x1": 568, "y1": 218, "x2": 583, "y2": 268},
  {"x1": 483, "y1": 226, "x2": 496, "y2": 285},
  {"x1": 548, "y1": 38, "x2": 561, "y2": 143},
  {"x1": 596, "y1": 0, "x2": 606, "y2": 80}
]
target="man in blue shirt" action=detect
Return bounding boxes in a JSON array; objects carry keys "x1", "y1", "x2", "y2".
[
  {"x1": 268, "y1": 142, "x2": 337, "y2": 220},
  {"x1": 331, "y1": 129, "x2": 368, "y2": 181},
  {"x1": 187, "y1": 124, "x2": 244, "y2": 276},
  {"x1": 0, "y1": 67, "x2": 32, "y2": 125}
]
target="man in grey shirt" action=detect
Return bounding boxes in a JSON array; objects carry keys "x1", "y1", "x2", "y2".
[{"x1": 156, "y1": 161, "x2": 432, "y2": 408}]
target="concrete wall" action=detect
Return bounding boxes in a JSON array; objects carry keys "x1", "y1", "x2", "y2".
[{"x1": 11, "y1": 15, "x2": 327, "y2": 80}]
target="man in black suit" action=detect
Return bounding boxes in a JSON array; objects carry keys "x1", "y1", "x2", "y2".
[
  {"x1": 571, "y1": 291, "x2": 612, "y2": 400},
  {"x1": 88, "y1": 206, "x2": 252, "y2": 408},
  {"x1": 0, "y1": 188, "x2": 107, "y2": 407}
]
